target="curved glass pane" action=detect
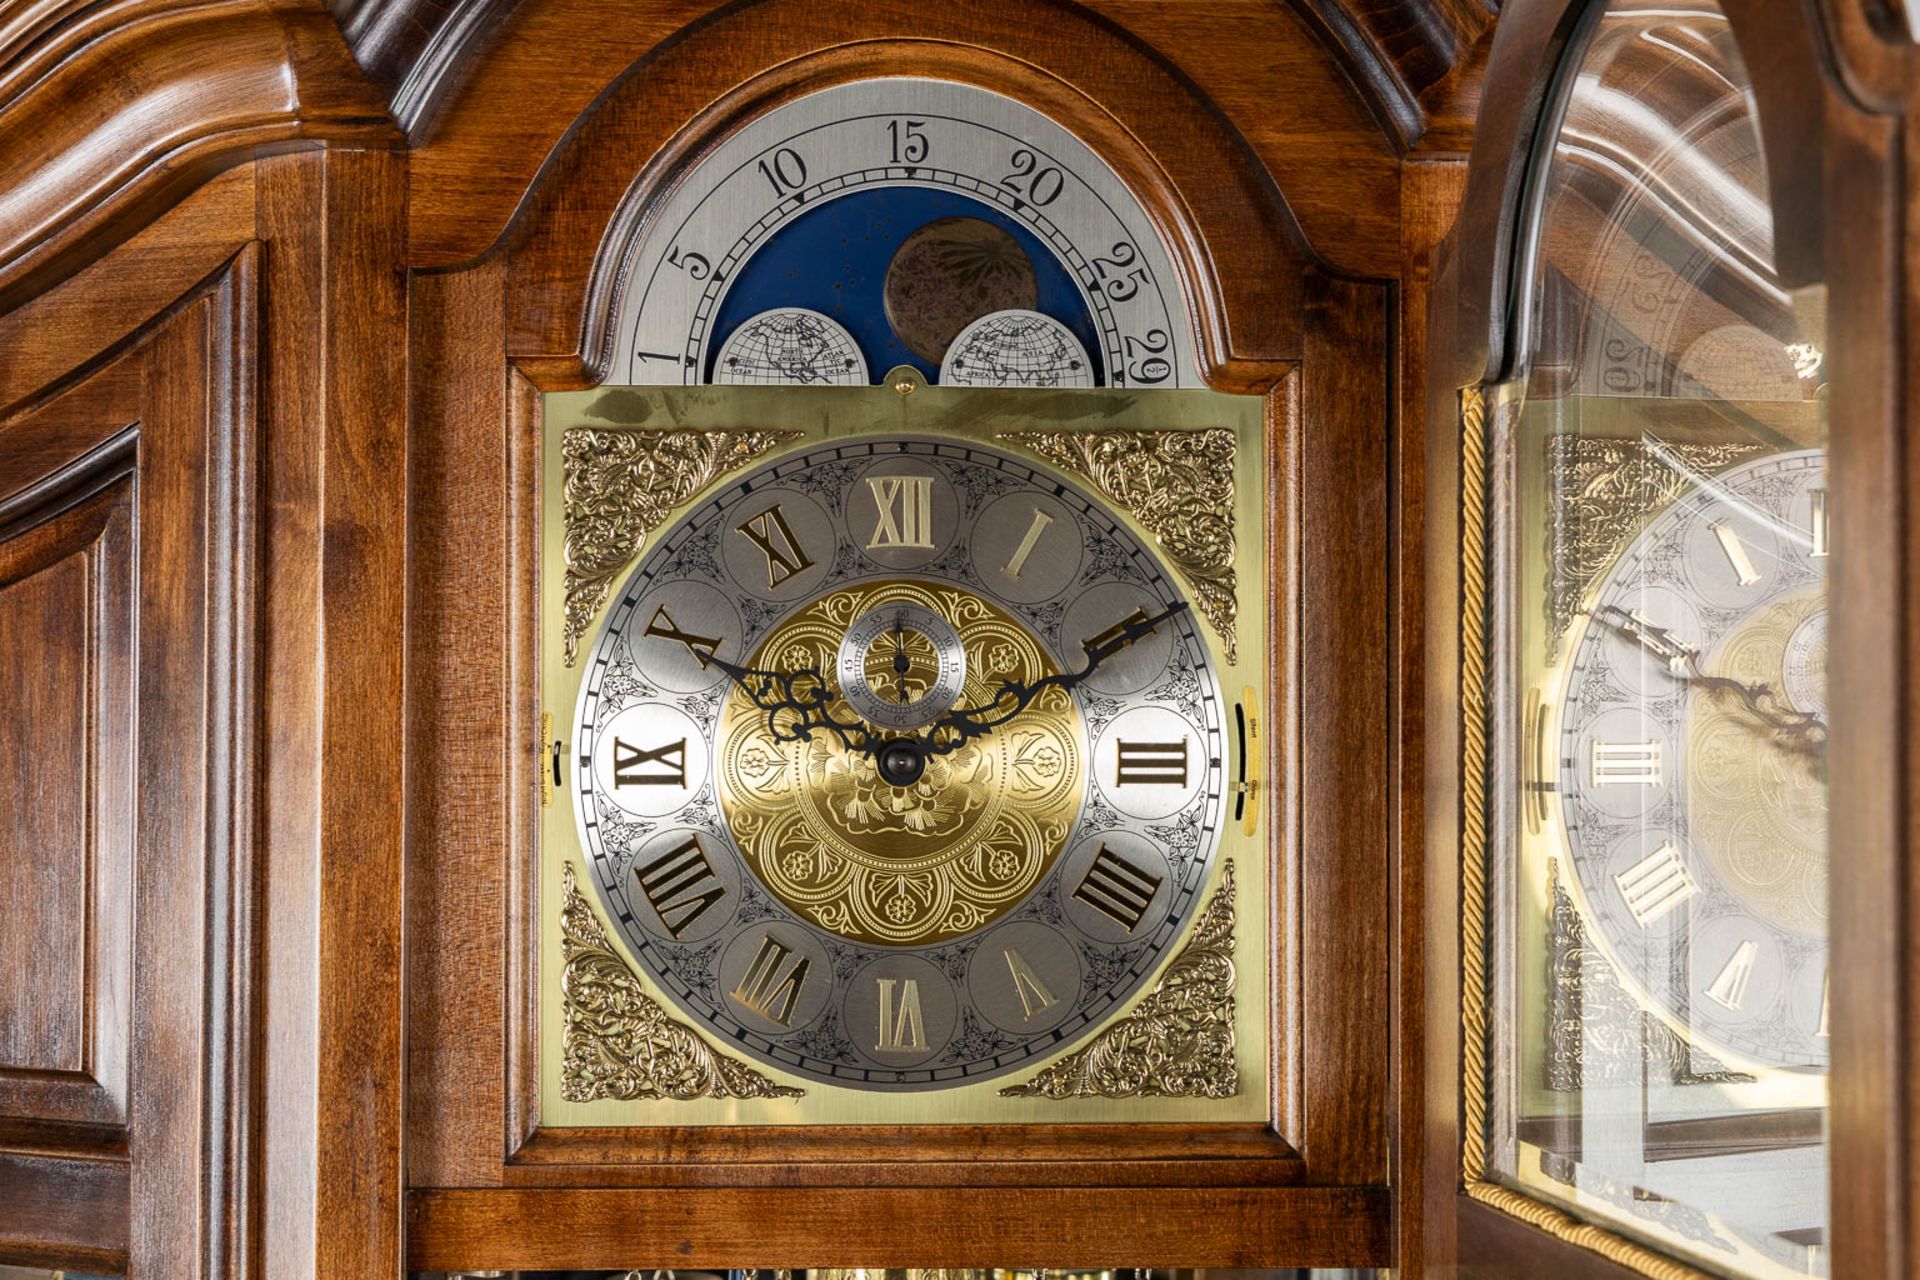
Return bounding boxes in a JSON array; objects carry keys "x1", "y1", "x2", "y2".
[{"x1": 1485, "y1": 1, "x2": 1828, "y2": 1275}]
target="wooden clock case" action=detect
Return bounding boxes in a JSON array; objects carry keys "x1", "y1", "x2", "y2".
[
  {"x1": 4, "y1": 0, "x2": 1912, "y2": 1277},
  {"x1": 0, "y1": 2, "x2": 1466, "y2": 1272}
]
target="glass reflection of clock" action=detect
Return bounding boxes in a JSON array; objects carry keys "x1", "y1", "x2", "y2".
[
  {"x1": 571, "y1": 438, "x2": 1227, "y2": 1089},
  {"x1": 610, "y1": 79, "x2": 1198, "y2": 389},
  {"x1": 1558, "y1": 449, "x2": 1829, "y2": 1071}
]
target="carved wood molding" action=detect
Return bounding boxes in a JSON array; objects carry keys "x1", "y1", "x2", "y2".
[
  {"x1": 1289, "y1": 0, "x2": 1495, "y2": 153},
  {"x1": 0, "y1": 0, "x2": 397, "y2": 313}
]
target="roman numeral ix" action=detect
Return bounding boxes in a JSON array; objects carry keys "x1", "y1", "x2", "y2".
[{"x1": 611, "y1": 737, "x2": 688, "y2": 788}]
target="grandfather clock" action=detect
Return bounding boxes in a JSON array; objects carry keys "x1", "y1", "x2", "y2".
[{"x1": 0, "y1": 1, "x2": 1917, "y2": 1278}]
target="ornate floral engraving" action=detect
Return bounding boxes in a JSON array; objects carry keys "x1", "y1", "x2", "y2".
[
  {"x1": 1544, "y1": 435, "x2": 1765, "y2": 659},
  {"x1": 998, "y1": 428, "x2": 1239, "y2": 662},
  {"x1": 1545, "y1": 864, "x2": 1753, "y2": 1091},
  {"x1": 560, "y1": 862, "x2": 803, "y2": 1101},
  {"x1": 562, "y1": 428, "x2": 802, "y2": 664},
  {"x1": 717, "y1": 580, "x2": 1083, "y2": 946},
  {"x1": 1000, "y1": 861, "x2": 1237, "y2": 1099}
]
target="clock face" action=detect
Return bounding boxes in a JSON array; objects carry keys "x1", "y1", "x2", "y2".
[
  {"x1": 571, "y1": 437, "x2": 1228, "y2": 1089},
  {"x1": 610, "y1": 78, "x2": 1199, "y2": 389},
  {"x1": 1559, "y1": 450, "x2": 1829, "y2": 1069}
]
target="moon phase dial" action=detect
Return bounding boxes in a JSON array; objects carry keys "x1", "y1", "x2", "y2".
[{"x1": 572, "y1": 437, "x2": 1228, "y2": 1089}]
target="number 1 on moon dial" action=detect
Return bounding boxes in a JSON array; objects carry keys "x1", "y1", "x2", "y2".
[{"x1": 571, "y1": 438, "x2": 1228, "y2": 1089}]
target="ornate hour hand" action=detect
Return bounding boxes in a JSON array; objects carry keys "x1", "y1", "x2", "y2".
[
  {"x1": 919, "y1": 601, "x2": 1191, "y2": 759},
  {"x1": 1590, "y1": 605, "x2": 1828, "y2": 763},
  {"x1": 706, "y1": 652, "x2": 871, "y2": 753}
]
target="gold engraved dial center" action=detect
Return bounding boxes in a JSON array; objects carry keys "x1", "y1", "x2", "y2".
[
  {"x1": 716, "y1": 579, "x2": 1084, "y2": 946},
  {"x1": 1685, "y1": 589, "x2": 1828, "y2": 936}
]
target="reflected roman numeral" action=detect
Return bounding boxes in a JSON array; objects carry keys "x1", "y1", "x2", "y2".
[
  {"x1": 1614, "y1": 842, "x2": 1697, "y2": 927},
  {"x1": 643, "y1": 605, "x2": 721, "y2": 667},
  {"x1": 1114, "y1": 739, "x2": 1188, "y2": 787},
  {"x1": 730, "y1": 935, "x2": 810, "y2": 1026},
  {"x1": 632, "y1": 835, "x2": 727, "y2": 939},
  {"x1": 1711, "y1": 521, "x2": 1763, "y2": 586},
  {"x1": 737, "y1": 503, "x2": 815, "y2": 587},
  {"x1": 1704, "y1": 939, "x2": 1759, "y2": 1011},
  {"x1": 1003, "y1": 947, "x2": 1057, "y2": 1021},
  {"x1": 1002, "y1": 508, "x2": 1054, "y2": 579},
  {"x1": 1590, "y1": 740, "x2": 1662, "y2": 787},
  {"x1": 866, "y1": 475, "x2": 936, "y2": 549},
  {"x1": 1810, "y1": 489, "x2": 1829, "y2": 558},
  {"x1": 1072, "y1": 845, "x2": 1162, "y2": 933},
  {"x1": 611, "y1": 737, "x2": 687, "y2": 787},
  {"x1": 1818, "y1": 970, "x2": 1830, "y2": 1038},
  {"x1": 873, "y1": 978, "x2": 925, "y2": 1051}
]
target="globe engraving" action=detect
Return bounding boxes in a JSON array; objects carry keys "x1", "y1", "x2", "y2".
[
  {"x1": 940, "y1": 308, "x2": 1095, "y2": 387},
  {"x1": 714, "y1": 307, "x2": 869, "y2": 385}
]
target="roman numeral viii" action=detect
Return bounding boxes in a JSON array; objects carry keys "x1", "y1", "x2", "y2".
[
  {"x1": 611, "y1": 737, "x2": 687, "y2": 787},
  {"x1": 736, "y1": 503, "x2": 814, "y2": 588},
  {"x1": 1072, "y1": 845, "x2": 1163, "y2": 933},
  {"x1": 631, "y1": 835, "x2": 726, "y2": 939}
]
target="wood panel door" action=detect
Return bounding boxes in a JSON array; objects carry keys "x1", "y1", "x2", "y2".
[{"x1": 0, "y1": 257, "x2": 257, "y2": 1277}]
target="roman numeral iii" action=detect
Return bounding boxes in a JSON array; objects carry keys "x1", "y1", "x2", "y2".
[
  {"x1": 736, "y1": 503, "x2": 815, "y2": 587},
  {"x1": 1073, "y1": 844, "x2": 1163, "y2": 932},
  {"x1": 866, "y1": 474, "x2": 936, "y2": 549},
  {"x1": 611, "y1": 737, "x2": 688, "y2": 787},
  {"x1": 1114, "y1": 739, "x2": 1189, "y2": 787},
  {"x1": 1590, "y1": 739, "x2": 1662, "y2": 787},
  {"x1": 730, "y1": 935, "x2": 811, "y2": 1026},
  {"x1": 631, "y1": 835, "x2": 727, "y2": 939}
]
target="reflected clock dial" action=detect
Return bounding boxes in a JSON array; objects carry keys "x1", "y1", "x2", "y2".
[{"x1": 1558, "y1": 449, "x2": 1829, "y2": 1069}]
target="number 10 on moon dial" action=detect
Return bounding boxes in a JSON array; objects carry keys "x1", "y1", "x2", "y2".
[{"x1": 570, "y1": 438, "x2": 1230, "y2": 1090}]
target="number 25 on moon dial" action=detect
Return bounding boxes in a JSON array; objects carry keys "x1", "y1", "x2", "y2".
[{"x1": 571, "y1": 439, "x2": 1228, "y2": 1089}]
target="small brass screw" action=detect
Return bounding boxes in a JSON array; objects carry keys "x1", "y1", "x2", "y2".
[{"x1": 894, "y1": 377, "x2": 916, "y2": 396}]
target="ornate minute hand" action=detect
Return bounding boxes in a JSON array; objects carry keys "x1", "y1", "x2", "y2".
[
  {"x1": 1590, "y1": 606, "x2": 1828, "y2": 761},
  {"x1": 919, "y1": 601, "x2": 1191, "y2": 758}
]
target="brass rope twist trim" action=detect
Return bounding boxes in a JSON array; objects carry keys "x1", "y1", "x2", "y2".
[
  {"x1": 1455, "y1": 387, "x2": 1719, "y2": 1280},
  {"x1": 1458, "y1": 385, "x2": 1492, "y2": 1184}
]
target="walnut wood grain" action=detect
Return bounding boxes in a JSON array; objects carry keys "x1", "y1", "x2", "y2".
[
  {"x1": 406, "y1": 1184, "x2": 1391, "y2": 1271},
  {"x1": 409, "y1": 0, "x2": 1407, "y2": 283},
  {"x1": 253, "y1": 149, "x2": 409, "y2": 1280},
  {"x1": 0, "y1": 1, "x2": 395, "y2": 316},
  {"x1": 0, "y1": 462, "x2": 135, "y2": 1132},
  {"x1": 0, "y1": 257, "x2": 261, "y2": 1278},
  {"x1": 1291, "y1": 0, "x2": 1494, "y2": 151}
]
